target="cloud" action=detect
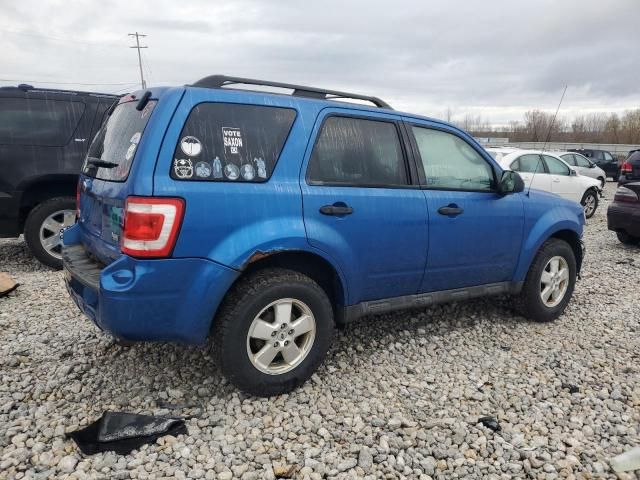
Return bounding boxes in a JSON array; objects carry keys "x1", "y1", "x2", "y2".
[{"x1": 1, "y1": 0, "x2": 638, "y2": 124}]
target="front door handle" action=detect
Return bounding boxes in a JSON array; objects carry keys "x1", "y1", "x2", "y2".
[
  {"x1": 320, "y1": 203, "x2": 353, "y2": 216},
  {"x1": 438, "y1": 204, "x2": 464, "y2": 217}
]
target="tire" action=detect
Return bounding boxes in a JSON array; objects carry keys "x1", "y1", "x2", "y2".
[
  {"x1": 580, "y1": 189, "x2": 598, "y2": 219},
  {"x1": 514, "y1": 238, "x2": 577, "y2": 323},
  {"x1": 213, "y1": 268, "x2": 334, "y2": 396},
  {"x1": 616, "y1": 231, "x2": 639, "y2": 245},
  {"x1": 23, "y1": 196, "x2": 76, "y2": 269}
]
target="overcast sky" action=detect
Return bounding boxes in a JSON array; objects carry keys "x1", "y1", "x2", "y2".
[{"x1": 2, "y1": 0, "x2": 639, "y2": 125}]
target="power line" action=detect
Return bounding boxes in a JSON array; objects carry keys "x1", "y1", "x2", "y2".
[
  {"x1": 0, "y1": 26, "x2": 125, "y2": 48},
  {"x1": 128, "y1": 32, "x2": 148, "y2": 90},
  {"x1": 0, "y1": 78, "x2": 139, "y2": 86}
]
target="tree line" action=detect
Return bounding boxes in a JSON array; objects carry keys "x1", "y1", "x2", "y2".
[{"x1": 453, "y1": 108, "x2": 640, "y2": 144}]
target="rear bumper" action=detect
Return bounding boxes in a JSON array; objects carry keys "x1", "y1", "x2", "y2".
[
  {"x1": 607, "y1": 202, "x2": 640, "y2": 237},
  {"x1": 62, "y1": 225, "x2": 239, "y2": 344},
  {"x1": 618, "y1": 175, "x2": 640, "y2": 186}
]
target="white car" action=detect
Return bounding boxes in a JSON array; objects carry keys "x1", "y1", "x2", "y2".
[
  {"x1": 486, "y1": 148, "x2": 601, "y2": 218},
  {"x1": 556, "y1": 151, "x2": 607, "y2": 188}
]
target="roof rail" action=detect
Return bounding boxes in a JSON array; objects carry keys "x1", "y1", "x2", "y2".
[{"x1": 190, "y1": 75, "x2": 392, "y2": 109}]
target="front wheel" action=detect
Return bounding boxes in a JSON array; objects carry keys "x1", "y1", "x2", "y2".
[
  {"x1": 515, "y1": 238, "x2": 577, "y2": 322},
  {"x1": 23, "y1": 196, "x2": 76, "y2": 269},
  {"x1": 616, "y1": 231, "x2": 639, "y2": 245},
  {"x1": 213, "y1": 268, "x2": 334, "y2": 396},
  {"x1": 581, "y1": 189, "x2": 598, "y2": 219}
]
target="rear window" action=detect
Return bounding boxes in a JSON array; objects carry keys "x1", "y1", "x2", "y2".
[
  {"x1": 0, "y1": 97, "x2": 85, "y2": 146},
  {"x1": 170, "y1": 103, "x2": 296, "y2": 182},
  {"x1": 83, "y1": 100, "x2": 156, "y2": 181}
]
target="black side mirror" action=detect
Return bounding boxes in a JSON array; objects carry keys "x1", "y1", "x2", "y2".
[
  {"x1": 498, "y1": 170, "x2": 524, "y2": 194},
  {"x1": 569, "y1": 169, "x2": 577, "y2": 176}
]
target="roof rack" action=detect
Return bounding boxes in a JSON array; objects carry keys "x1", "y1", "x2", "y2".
[{"x1": 190, "y1": 75, "x2": 392, "y2": 109}]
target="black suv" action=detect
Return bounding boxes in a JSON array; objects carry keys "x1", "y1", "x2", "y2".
[
  {"x1": 0, "y1": 85, "x2": 118, "y2": 268},
  {"x1": 568, "y1": 148, "x2": 620, "y2": 181}
]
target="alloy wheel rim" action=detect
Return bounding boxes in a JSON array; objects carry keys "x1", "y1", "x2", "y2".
[
  {"x1": 540, "y1": 256, "x2": 570, "y2": 308},
  {"x1": 39, "y1": 209, "x2": 76, "y2": 259},
  {"x1": 246, "y1": 298, "x2": 316, "y2": 375},
  {"x1": 583, "y1": 194, "x2": 596, "y2": 217}
]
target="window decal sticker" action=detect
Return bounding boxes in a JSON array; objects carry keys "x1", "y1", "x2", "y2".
[
  {"x1": 125, "y1": 143, "x2": 137, "y2": 161},
  {"x1": 180, "y1": 136, "x2": 202, "y2": 157},
  {"x1": 224, "y1": 163, "x2": 240, "y2": 180},
  {"x1": 130, "y1": 132, "x2": 141, "y2": 144},
  {"x1": 222, "y1": 127, "x2": 244, "y2": 155},
  {"x1": 212, "y1": 157, "x2": 223, "y2": 178},
  {"x1": 174, "y1": 158, "x2": 194, "y2": 179},
  {"x1": 241, "y1": 164, "x2": 255, "y2": 181},
  {"x1": 254, "y1": 157, "x2": 267, "y2": 179},
  {"x1": 195, "y1": 161, "x2": 212, "y2": 178}
]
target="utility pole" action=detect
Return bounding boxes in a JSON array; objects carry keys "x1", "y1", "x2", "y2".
[{"x1": 128, "y1": 32, "x2": 148, "y2": 89}]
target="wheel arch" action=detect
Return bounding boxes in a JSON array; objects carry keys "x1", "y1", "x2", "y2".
[{"x1": 18, "y1": 174, "x2": 78, "y2": 228}]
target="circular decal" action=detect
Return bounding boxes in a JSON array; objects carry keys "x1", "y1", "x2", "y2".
[
  {"x1": 180, "y1": 136, "x2": 202, "y2": 157},
  {"x1": 125, "y1": 143, "x2": 137, "y2": 161},
  {"x1": 241, "y1": 163, "x2": 256, "y2": 181},
  {"x1": 130, "y1": 132, "x2": 141, "y2": 144},
  {"x1": 195, "y1": 161, "x2": 212, "y2": 178},
  {"x1": 224, "y1": 163, "x2": 240, "y2": 180},
  {"x1": 174, "y1": 158, "x2": 194, "y2": 179}
]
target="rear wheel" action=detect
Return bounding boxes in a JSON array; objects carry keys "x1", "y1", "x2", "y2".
[
  {"x1": 616, "y1": 231, "x2": 639, "y2": 245},
  {"x1": 213, "y1": 268, "x2": 334, "y2": 396},
  {"x1": 581, "y1": 189, "x2": 598, "y2": 219},
  {"x1": 24, "y1": 197, "x2": 76, "y2": 269},
  {"x1": 515, "y1": 238, "x2": 576, "y2": 322}
]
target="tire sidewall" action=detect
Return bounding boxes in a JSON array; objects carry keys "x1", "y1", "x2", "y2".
[
  {"x1": 219, "y1": 279, "x2": 333, "y2": 395},
  {"x1": 523, "y1": 240, "x2": 577, "y2": 322},
  {"x1": 24, "y1": 197, "x2": 76, "y2": 269},
  {"x1": 581, "y1": 189, "x2": 598, "y2": 219}
]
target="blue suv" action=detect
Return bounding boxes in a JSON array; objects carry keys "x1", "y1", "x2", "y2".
[{"x1": 63, "y1": 75, "x2": 585, "y2": 396}]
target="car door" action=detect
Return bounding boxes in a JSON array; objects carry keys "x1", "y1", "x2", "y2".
[
  {"x1": 301, "y1": 110, "x2": 428, "y2": 304},
  {"x1": 406, "y1": 122, "x2": 524, "y2": 293},
  {"x1": 510, "y1": 153, "x2": 552, "y2": 193},
  {"x1": 542, "y1": 154, "x2": 579, "y2": 201}
]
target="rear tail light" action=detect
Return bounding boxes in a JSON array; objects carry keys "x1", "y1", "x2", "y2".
[
  {"x1": 121, "y1": 197, "x2": 185, "y2": 258},
  {"x1": 621, "y1": 162, "x2": 632, "y2": 174},
  {"x1": 614, "y1": 186, "x2": 639, "y2": 203},
  {"x1": 76, "y1": 180, "x2": 81, "y2": 218}
]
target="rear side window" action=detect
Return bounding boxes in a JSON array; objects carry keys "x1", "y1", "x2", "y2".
[
  {"x1": 512, "y1": 154, "x2": 544, "y2": 173},
  {"x1": 0, "y1": 97, "x2": 85, "y2": 146},
  {"x1": 83, "y1": 100, "x2": 157, "y2": 181},
  {"x1": 307, "y1": 116, "x2": 407, "y2": 186},
  {"x1": 171, "y1": 104, "x2": 296, "y2": 182}
]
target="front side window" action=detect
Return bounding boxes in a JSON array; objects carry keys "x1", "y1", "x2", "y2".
[
  {"x1": 307, "y1": 116, "x2": 407, "y2": 186},
  {"x1": 0, "y1": 97, "x2": 85, "y2": 146},
  {"x1": 412, "y1": 127, "x2": 493, "y2": 190},
  {"x1": 543, "y1": 155, "x2": 570, "y2": 176},
  {"x1": 603, "y1": 152, "x2": 614, "y2": 162},
  {"x1": 574, "y1": 154, "x2": 592, "y2": 168},
  {"x1": 171, "y1": 104, "x2": 296, "y2": 182}
]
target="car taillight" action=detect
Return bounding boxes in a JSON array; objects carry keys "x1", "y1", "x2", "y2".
[
  {"x1": 76, "y1": 180, "x2": 81, "y2": 217},
  {"x1": 121, "y1": 197, "x2": 185, "y2": 258},
  {"x1": 614, "y1": 187, "x2": 639, "y2": 203},
  {"x1": 621, "y1": 162, "x2": 632, "y2": 174}
]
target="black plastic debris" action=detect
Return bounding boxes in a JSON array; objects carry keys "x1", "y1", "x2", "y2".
[
  {"x1": 478, "y1": 416, "x2": 501, "y2": 432},
  {"x1": 562, "y1": 383, "x2": 580, "y2": 394},
  {"x1": 67, "y1": 412, "x2": 187, "y2": 455}
]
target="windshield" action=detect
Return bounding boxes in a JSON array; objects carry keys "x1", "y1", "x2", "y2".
[{"x1": 82, "y1": 100, "x2": 156, "y2": 181}]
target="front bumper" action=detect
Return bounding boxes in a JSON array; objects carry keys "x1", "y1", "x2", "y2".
[
  {"x1": 62, "y1": 225, "x2": 239, "y2": 344},
  {"x1": 607, "y1": 202, "x2": 640, "y2": 237}
]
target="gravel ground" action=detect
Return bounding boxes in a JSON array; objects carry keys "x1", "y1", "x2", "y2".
[{"x1": 1, "y1": 182, "x2": 639, "y2": 480}]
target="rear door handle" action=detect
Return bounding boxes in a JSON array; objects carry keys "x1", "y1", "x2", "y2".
[
  {"x1": 320, "y1": 204, "x2": 353, "y2": 216},
  {"x1": 438, "y1": 204, "x2": 464, "y2": 217}
]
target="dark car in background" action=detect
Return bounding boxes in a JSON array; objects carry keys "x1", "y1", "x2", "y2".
[
  {"x1": 619, "y1": 150, "x2": 640, "y2": 186},
  {"x1": 0, "y1": 85, "x2": 118, "y2": 268},
  {"x1": 569, "y1": 148, "x2": 620, "y2": 181},
  {"x1": 607, "y1": 182, "x2": 640, "y2": 245}
]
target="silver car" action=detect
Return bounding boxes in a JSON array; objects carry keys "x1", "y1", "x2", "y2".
[{"x1": 558, "y1": 152, "x2": 607, "y2": 188}]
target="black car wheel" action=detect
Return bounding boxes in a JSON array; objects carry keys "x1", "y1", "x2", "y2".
[
  {"x1": 514, "y1": 238, "x2": 577, "y2": 323},
  {"x1": 616, "y1": 231, "x2": 639, "y2": 245},
  {"x1": 213, "y1": 268, "x2": 334, "y2": 397},
  {"x1": 24, "y1": 197, "x2": 76, "y2": 269},
  {"x1": 581, "y1": 189, "x2": 598, "y2": 219}
]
